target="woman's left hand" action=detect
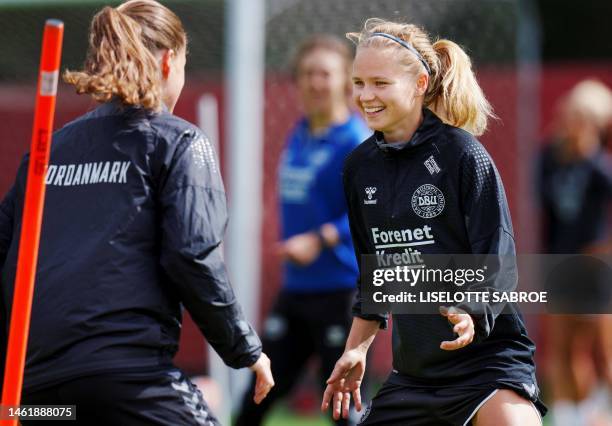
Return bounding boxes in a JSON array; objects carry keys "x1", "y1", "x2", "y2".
[{"x1": 439, "y1": 306, "x2": 475, "y2": 350}]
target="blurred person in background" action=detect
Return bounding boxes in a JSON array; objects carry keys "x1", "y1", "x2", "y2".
[
  {"x1": 236, "y1": 34, "x2": 370, "y2": 426},
  {"x1": 321, "y1": 18, "x2": 546, "y2": 425},
  {"x1": 538, "y1": 80, "x2": 612, "y2": 254},
  {"x1": 0, "y1": 1, "x2": 273, "y2": 424},
  {"x1": 537, "y1": 79, "x2": 612, "y2": 426}
]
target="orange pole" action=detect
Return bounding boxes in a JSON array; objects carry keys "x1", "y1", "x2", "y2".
[{"x1": 1, "y1": 20, "x2": 63, "y2": 424}]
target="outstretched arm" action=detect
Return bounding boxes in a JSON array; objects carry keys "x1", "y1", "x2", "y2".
[
  {"x1": 451, "y1": 141, "x2": 518, "y2": 344},
  {"x1": 158, "y1": 131, "x2": 273, "y2": 401},
  {"x1": 321, "y1": 317, "x2": 380, "y2": 420}
]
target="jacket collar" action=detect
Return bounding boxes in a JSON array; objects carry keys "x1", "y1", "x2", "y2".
[
  {"x1": 93, "y1": 98, "x2": 167, "y2": 118},
  {"x1": 374, "y1": 108, "x2": 443, "y2": 152}
]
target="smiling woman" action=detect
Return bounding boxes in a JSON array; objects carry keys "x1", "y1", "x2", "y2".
[
  {"x1": 348, "y1": 18, "x2": 494, "y2": 141},
  {"x1": 321, "y1": 18, "x2": 547, "y2": 426}
]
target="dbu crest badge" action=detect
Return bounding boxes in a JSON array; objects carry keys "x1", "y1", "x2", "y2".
[{"x1": 411, "y1": 184, "x2": 445, "y2": 218}]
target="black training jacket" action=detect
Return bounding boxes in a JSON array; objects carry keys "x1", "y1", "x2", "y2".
[
  {"x1": 0, "y1": 101, "x2": 261, "y2": 392},
  {"x1": 344, "y1": 109, "x2": 539, "y2": 388}
]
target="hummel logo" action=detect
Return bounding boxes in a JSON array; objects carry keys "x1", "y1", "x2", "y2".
[
  {"x1": 522, "y1": 383, "x2": 537, "y2": 397},
  {"x1": 364, "y1": 187, "x2": 378, "y2": 205},
  {"x1": 365, "y1": 187, "x2": 377, "y2": 200}
]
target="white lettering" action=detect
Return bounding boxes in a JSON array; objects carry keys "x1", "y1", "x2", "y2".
[
  {"x1": 108, "y1": 161, "x2": 121, "y2": 183},
  {"x1": 64, "y1": 165, "x2": 75, "y2": 186},
  {"x1": 82, "y1": 163, "x2": 92, "y2": 184},
  {"x1": 43, "y1": 161, "x2": 132, "y2": 187},
  {"x1": 118, "y1": 161, "x2": 130, "y2": 183},
  {"x1": 372, "y1": 228, "x2": 381, "y2": 244},
  {"x1": 72, "y1": 164, "x2": 83, "y2": 185},
  {"x1": 89, "y1": 162, "x2": 103, "y2": 184},
  {"x1": 45, "y1": 165, "x2": 57, "y2": 184},
  {"x1": 98, "y1": 162, "x2": 110, "y2": 183},
  {"x1": 371, "y1": 226, "x2": 435, "y2": 249},
  {"x1": 53, "y1": 165, "x2": 66, "y2": 186}
]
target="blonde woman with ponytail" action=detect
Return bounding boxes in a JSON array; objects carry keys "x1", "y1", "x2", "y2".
[
  {"x1": 321, "y1": 19, "x2": 545, "y2": 425},
  {"x1": 0, "y1": 1, "x2": 273, "y2": 424}
]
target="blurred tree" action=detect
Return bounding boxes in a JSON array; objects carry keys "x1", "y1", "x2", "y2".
[{"x1": 0, "y1": 0, "x2": 224, "y2": 82}]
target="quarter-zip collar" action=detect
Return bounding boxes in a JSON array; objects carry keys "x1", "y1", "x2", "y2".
[{"x1": 374, "y1": 108, "x2": 443, "y2": 153}]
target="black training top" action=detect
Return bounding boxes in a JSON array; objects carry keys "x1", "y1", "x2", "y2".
[
  {"x1": 344, "y1": 109, "x2": 539, "y2": 389},
  {"x1": 0, "y1": 101, "x2": 262, "y2": 392},
  {"x1": 537, "y1": 141, "x2": 612, "y2": 253}
]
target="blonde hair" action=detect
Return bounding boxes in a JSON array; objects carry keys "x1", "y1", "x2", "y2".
[
  {"x1": 563, "y1": 79, "x2": 612, "y2": 130},
  {"x1": 347, "y1": 18, "x2": 495, "y2": 136},
  {"x1": 63, "y1": 0, "x2": 186, "y2": 111}
]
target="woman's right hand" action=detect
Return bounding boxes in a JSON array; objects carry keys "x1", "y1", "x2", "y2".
[
  {"x1": 321, "y1": 348, "x2": 367, "y2": 420},
  {"x1": 249, "y1": 352, "x2": 274, "y2": 404}
]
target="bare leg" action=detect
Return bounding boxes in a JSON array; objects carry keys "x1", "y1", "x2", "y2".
[
  {"x1": 596, "y1": 314, "x2": 612, "y2": 386},
  {"x1": 549, "y1": 315, "x2": 598, "y2": 402},
  {"x1": 472, "y1": 389, "x2": 541, "y2": 426}
]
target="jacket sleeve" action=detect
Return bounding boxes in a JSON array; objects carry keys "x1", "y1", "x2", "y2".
[
  {"x1": 343, "y1": 163, "x2": 388, "y2": 329},
  {"x1": 158, "y1": 130, "x2": 261, "y2": 369},
  {"x1": 0, "y1": 185, "x2": 15, "y2": 273},
  {"x1": 457, "y1": 141, "x2": 518, "y2": 342},
  {"x1": 0, "y1": 185, "x2": 15, "y2": 382}
]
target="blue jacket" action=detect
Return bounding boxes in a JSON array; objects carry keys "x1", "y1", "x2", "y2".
[
  {"x1": 279, "y1": 114, "x2": 370, "y2": 292},
  {"x1": 0, "y1": 101, "x2": 262, "y2": 392}
]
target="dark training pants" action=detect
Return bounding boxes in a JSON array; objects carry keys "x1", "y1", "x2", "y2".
[
  {"x1": 235, "y1": 289, "x2": 358, "y2": 426},
  {"x1": 21, "y1": 368, "x2": 219, "y2": 426}
]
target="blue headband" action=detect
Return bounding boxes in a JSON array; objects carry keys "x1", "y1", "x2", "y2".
[{"x1": 370, "y1": 32, "x2": 431, "y2": 75}]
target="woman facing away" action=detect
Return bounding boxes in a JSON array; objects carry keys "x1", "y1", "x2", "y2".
[
  {"x1": 0, "y1": 1, "x2": 273, "y2": 424},
  {"x1": 321, "y1": 19, "x2": 547, "y2": 425}
]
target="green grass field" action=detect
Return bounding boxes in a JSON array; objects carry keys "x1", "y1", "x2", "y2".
[{"x1": 266, "y1": 406, "x2": 330, "y2": 426}]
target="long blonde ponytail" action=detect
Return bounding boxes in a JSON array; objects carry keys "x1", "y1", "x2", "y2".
[
  {"x1": 63, "y1": 0, "x2": 186, "y2": 111},
  {"x1": 429, "y1": 39, "x2": 494, "y2": 136}
]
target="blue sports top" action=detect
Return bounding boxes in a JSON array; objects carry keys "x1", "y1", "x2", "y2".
[{"x1": 279, "y1": 113, "x2": 371, "y2": 292}]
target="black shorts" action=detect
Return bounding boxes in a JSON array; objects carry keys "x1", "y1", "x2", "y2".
[
  {"x1": 21, "y1": 368, "x2": 219, "y2": 426},
  {"x1": 358, "y1": 373, "x2": 546, "y2": 426}
]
